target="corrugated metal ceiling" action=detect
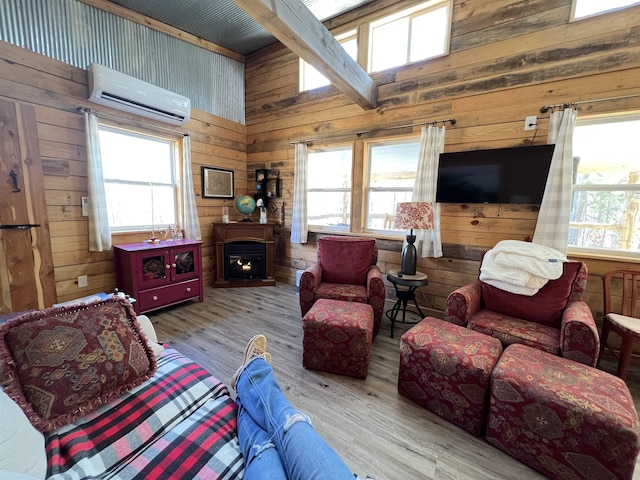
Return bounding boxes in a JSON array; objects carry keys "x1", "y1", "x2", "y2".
[{"x1": 108, "y1": 0, "x2": 374, "y2": 55}]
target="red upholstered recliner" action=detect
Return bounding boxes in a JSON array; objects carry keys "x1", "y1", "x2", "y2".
[
  {"x1": 299, "y1": 236, "x2": 386, "y2": 336},
  {"x1": 444, "y1": 260, "x2": 600, "y2": 366}
]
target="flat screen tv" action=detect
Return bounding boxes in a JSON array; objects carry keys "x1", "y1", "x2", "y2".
[{"x1": 435, "y1": 144, "x2": 555, "y2": 204}]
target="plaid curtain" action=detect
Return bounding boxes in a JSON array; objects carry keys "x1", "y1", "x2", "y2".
[
  {"x1": 412, "y1": 125, "x2": 446, "y2": 258},
  {"x1": 291, "y1": 143, "x2": 308, "y2": 244},
  {"x1": 181, "y1": 135, "x2": 201, "y2": 240},
  {"x1": 533, "y1": 108, "x2": 577, "y2": 254},
  {"x1": 85, "y1": 111, "x2": 112, "y2": 252}
]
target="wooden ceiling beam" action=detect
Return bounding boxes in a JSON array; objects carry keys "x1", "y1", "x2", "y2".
[{"x1": 233, "y1": 0, "x2": 377, "y2": 110}]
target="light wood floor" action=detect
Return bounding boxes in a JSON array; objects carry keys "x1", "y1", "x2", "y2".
[{"x1": 149, "y1": 284, "x2": 640, "y2": 480}]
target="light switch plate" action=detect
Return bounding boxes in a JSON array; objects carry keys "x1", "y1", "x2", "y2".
[{"x1": 82, "y1": 196, "x2": 89, "y2": 216}]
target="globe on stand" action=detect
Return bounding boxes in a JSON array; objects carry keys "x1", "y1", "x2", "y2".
[{"x1": 234, "y1": 194, "x2": 256, "y2": 222}]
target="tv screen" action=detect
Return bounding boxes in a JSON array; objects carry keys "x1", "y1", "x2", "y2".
[{"x1": 435, "y1": 144, "x2": 555, "y2": 204}]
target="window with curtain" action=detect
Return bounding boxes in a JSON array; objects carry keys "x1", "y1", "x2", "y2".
[
  {"x1": 569, "y1": 113, "x2": 640, "y2": 257},
  {"x1": 571, "y1": 0, "x2": 639, "y2": 19},
  {"x1": 299, "y1": 29, "x2": 358, "y2": 91},
  {"x1": 98, "y1": 125, "x2": 179, "y2": 232},
  {"x1": 307, "y1": 145, "x2": 353, "y2": 230},
  {"x1": 368, "y1": 0, "x2": 451, "y2": 73},
  {"x1": 365, "y1": 138, "x2": 420, "y2": 233}
]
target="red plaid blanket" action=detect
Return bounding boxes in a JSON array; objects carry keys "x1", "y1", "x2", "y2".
[{"x1": 45, "y1": 348, "x2": 244, "y2": 479}]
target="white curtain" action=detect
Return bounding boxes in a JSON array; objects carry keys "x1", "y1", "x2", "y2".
[
  {"x1": 533, "y1": 108, "x2": 577, "y2": 254},
  {"x1": 412, "y1": 125, "x2": 446, "y2": 258},
  {"x1": 181, "y1": 135, "x2": 201, "y2": 240},
  {"x1": 291, "y1": 143, "x2": 308, "y2": 244},
  {"x1": 85, "y1": 111, "x2": 112, "y2": 252}
]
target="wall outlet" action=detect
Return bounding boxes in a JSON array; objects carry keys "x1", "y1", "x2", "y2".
[
  {"x1": 524, "y1": 115, "x2": 538, "y2": 131},
  {"x1": 82, "y1": 197, "x2": 89, "y2": 216},
  {"x1": 77, "y1": 275, "x2": 88, "y2": 288}
]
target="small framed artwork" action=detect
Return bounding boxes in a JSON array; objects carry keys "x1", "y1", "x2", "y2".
[
  {"x1": 266, "y1": 178, "x2": 280, "y2": 198},
  {"x1": 202, "y1": 167, "x2": 234, "y2": 199}
]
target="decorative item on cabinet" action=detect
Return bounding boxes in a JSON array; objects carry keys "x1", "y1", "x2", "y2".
[
  {"x1": 265, "y1": 178, "x2": 280, "y2": 198},
  {"x1": 114, "y1": 239, "x2": 203, "y2": 314},
  {"x1": 254, "y1": 168, "x2": 281, "y2": 208},
  {"x1": 254, "y1": 168, "x2": 269, "y2": 208},
  {"x1": 255, "y1": 169, "x2": 268, "y2": 183}
]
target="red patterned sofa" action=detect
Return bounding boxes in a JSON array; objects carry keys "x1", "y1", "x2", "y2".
[
  {"x1": 0, "y1": 297, "x2": 244, "y2": 479},
  {"x1": 445, "y1": 260, "x2": 600, "y2": 366},
  {"x1": 299, "y1": 236, "x2": 386, "y2": 336}
]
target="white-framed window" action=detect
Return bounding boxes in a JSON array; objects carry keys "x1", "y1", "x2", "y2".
[
  {"x1": 369, "y1": 0, "x2": 451, "y2": 73},
  {"x1": 300, "y1": 30, "x2": 358, "y2": 91},
  {"x1": 365, "y1": 138, "x2": 420, "y2": 233},
  {"x1": 307, "y1": 145, "x2": 353, "y2": 230},
  {"x1": 571, "y1": 0, "x2": 640, "y2": 20},
  {"x1": 569, "y1": 113, "x2": 640, "y2": 258},
  {"x1": 98, "y1": 125, "x2": 179, "y2": 233}
]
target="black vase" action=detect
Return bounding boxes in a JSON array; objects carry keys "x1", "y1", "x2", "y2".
[{"x1": 401, "y1": 233, "x2": 417, "y2": 275}]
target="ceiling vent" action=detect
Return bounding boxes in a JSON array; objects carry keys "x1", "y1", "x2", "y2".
[{"x1": 88, "y1": 63, "x2": 191, "y2": 126}]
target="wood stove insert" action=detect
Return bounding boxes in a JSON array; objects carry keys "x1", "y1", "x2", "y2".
[{"x1": 213, "y1": 223, "x2": 275, "y2": 287}]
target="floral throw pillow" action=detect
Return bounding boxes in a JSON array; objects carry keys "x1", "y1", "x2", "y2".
[{"x1": 0, "y1": 297, "x2": 157, "y2": 432}]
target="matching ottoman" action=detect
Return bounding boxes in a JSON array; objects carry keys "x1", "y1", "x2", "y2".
[
  {"x1": 398, "y1": 317, "x2": 503, "y2": 436},
  {"x1": 302, "y1": 299, "x2": 374, "y2": 379},
  {"x1": 487, "y1": 344, "x2": 640, "y2": 480}
]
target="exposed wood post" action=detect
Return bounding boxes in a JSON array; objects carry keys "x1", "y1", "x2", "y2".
[
  {"x1": 233, "y1": 0, "x2": 377, "y2": 110},
  {"x1": 622, "y1": 171, "x2": 640, "y2": 250}
]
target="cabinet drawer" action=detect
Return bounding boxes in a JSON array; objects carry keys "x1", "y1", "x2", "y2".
[{"x1": 138, "y1": 278, "x2": 201, "y2": 313}]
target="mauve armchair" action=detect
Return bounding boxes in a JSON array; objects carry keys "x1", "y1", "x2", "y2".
[
  {"x1": 299, "y1": 236, "x2": 386, "y2": 336},
  {"x1": 445, "y1": 260, "x2": 600, "y2": 366}
]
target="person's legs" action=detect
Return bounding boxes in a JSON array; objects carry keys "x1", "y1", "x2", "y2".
[
  {"x1": 236, "y1": 396, "x2": 288, "y2": 480},
  {"x1": 236, "y1": 357, "x2": 355, "y2": 480}
]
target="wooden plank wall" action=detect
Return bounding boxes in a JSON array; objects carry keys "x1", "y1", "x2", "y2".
[
  {"x1": 0, "y1": 40, "x2": 247, "y2": 303},
  {"x1": 244, "y1": 0, "x2": 640, "y2": 321}
]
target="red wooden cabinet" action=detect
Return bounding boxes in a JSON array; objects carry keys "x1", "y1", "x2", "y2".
[{"x1": 114, "y1": 239, "x2": 204, "y2": 314}]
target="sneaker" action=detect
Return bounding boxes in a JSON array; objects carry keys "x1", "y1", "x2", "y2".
[
  {"x1": 231, "y1": 335, "x2": 269, "y2": 392},
  {"x1": 231, "y1": 352, "x2": 272, "y2": 391},
  {"x1": 242, "y1": 334, "x2": 267, "y2": 365}
]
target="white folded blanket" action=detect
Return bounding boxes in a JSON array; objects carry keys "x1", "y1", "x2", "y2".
[
  {"x1": 479, "y1": 240, "x2": 566, "y2": 295},
  {"x1": 480, "y1": 249, "x2": 548, "y2": 290},
  {"x1": 491, "y1": 240, "x2": 566, "y2": 279},
  {"x1": 481, "y1": 278, "x2": 540, "y2": 296}
]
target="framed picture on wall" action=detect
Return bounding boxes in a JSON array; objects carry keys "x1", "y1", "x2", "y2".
[{"x1": 202, "y1": 167, "x2": 234, "y2": 198}]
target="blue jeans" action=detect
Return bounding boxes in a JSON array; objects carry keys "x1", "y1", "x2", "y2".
[{"x1": 236, "y1": 358, "x2": 356, "y2": 480}]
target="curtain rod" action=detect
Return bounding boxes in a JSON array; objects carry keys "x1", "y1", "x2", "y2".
[
  {"x1": 539, "y1": 93, "x2": 640, "y2": 113},
  {"x1": 289, "y1": 118, "x2": 456, "y2": 145},
  {"x1": 75, "y1": 106, "x2": 188, "y2": 137}
]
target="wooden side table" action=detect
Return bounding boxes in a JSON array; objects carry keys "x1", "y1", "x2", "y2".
[{"x1": 386, "y1": 268, "x2": 428, "y2": 338}]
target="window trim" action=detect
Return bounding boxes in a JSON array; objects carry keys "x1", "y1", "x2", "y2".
[
  {"x1": 363, "y1": 135, "x2": 420, "y2": 237},
  {"x1": 306, "y1": 134, "x2": 426, "y2": 237},
  {"x1": 570, "y1": 0, "x2": 640, "y2": 21},
  {"x1": 298, "y1": 0, "x2": 452, "y2": 91},
  {"x1": 306, "y1": 143, "x2": 354, "y2": 233},
  {"x1": 367, "y1": 0, "x2": 452, "y2": 73},
  {"x1": 567, "y1": 112, "x2": 640, "y2": 259},
  {"x1": 98, "y1": 123, "x2": 181, "y2": 234}
]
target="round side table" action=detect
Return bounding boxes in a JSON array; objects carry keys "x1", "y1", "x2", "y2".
[{"x1": 386, "y1": 268, "x2": 428, "y2": 338}]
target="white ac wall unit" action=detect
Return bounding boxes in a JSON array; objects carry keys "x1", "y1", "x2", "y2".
[{"x1": 88, "y1": 63, "x2": 191, "y2": 126}]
